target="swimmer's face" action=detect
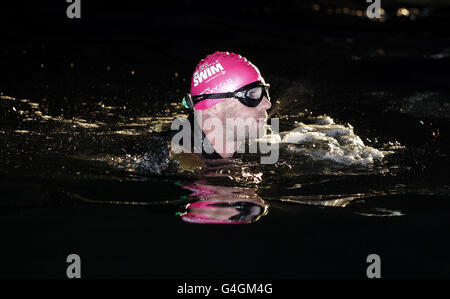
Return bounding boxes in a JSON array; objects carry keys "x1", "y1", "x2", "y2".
[
  {"x1": 202, "y1": 95, "x2": 271, "y2": 143},
  {"x1": 224, "y1": 95, "x2": 271, "y2": 140}
]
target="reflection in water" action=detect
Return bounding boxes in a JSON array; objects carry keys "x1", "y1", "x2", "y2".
[
  {"x1": 178, "y1": 183, "x2": 268, "y2": 224},
  {"x1": 278, "y1": 186, "x2": 408, "y2": 207},
  {"x1": 61, "y1": 181, "x2": 268, "y2": 225}
]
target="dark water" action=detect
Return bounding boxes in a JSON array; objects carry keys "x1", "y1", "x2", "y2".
[{"x1": 1, "y1": 1, "x2": 450, "y2": 278}]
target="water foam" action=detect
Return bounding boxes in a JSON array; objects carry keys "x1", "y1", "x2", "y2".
[{"x1": 260, "y1": 116, "x2": 386, "y2": 166}]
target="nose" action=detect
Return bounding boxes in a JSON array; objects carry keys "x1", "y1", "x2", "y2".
[{"x1": 258, "y1": 96, "x2": 271, "y2": 111}]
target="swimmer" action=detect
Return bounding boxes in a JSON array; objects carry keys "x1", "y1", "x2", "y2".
[{"x1": 169, "y1": 51, "x2": 272, "y2": 171}]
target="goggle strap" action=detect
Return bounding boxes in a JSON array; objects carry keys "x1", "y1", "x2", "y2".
[
  {"x1": 182, "y1": 93, "x2": 195, "y2": 109},
  {"x1": 192, "y1": 92, "x2": 235, "y2": 104}
]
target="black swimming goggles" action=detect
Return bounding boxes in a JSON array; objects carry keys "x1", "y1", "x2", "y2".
[
  {"x1": 183, "y1": 81, "x2": 270, "y2": 109},
  {"x1": 207, "y1": 201, "x2": 265, "y2": 222}
]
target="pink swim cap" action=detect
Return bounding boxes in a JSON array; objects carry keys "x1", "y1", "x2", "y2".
[{"x1": 190, "y1": 51, "x2": 266, "y2": 110}]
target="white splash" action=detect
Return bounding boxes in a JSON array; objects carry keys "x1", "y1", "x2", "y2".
[{"x1": 261, "y1": 115, "x2": 387, "y2": 166}]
